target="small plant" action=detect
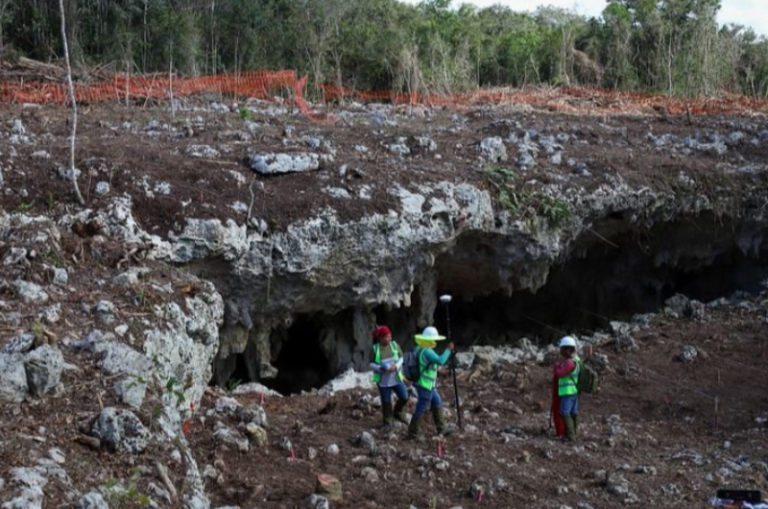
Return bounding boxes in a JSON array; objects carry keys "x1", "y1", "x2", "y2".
[
  {"x1": 239, "y1": 106, "x2": 252, "y2": 120},
  {"x1": 537, "y1": 194, "x2": 572, "y2": 228},
  {"x1": 483, "y1": 166, "x2": 572, "y2": 229},
  {"x1": 101, "y1": 468, "x2": 150, "y2": 508},
  {"x1": 31, "y1": 319, "x2": 46, "y2": 339},
  {"x1": 226, "y1": 377, "x2": 242, "y2": 394},
  {"x1": 132, "y1": 287, "x2": 145, "y2": 307},
  {"x1": 14, "y1": 201, "x2": 34, "y2": 213},
  {"x1": 165, "y1": 376, "x2": 186, "y2": 406}
]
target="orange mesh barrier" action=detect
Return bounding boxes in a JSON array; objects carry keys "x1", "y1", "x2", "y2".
[
  {"x1": 2, "y1": 70, "x2": 768, "y2": 120},
  {"x1": 0, "y1": 70, "x2": 299, "y2": 105},
  {"x1": 293, "y1": 75, "x2": 335, "y2": 125},
  {"x1": 318, "y1": 83, "x2": 768, "y2": 117}
]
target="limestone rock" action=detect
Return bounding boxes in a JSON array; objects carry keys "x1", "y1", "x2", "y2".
[
  {"x1": 248, "y1": 152, "x2": 320, "y2": 175},
  {"x1": 306, "y1": 494, "x2": 330, "y2": 509},
  {"x1": 91, "y1": 407, "x2": 150, "y2": 454},
  {"x1": 319, "y1": 368, "x2": 372, "y2": 395},
  {"x1": 113, "y1": 376, "x2": 147, "y2": 408},
  {"x1": 24, "y1": 345, "x2": 63, "y2": 396},
  {"x1": 13, "y1": 280, "x2": 48, "y2": 303},
  {"x1": 478, "y1": 137, "x2": 507, "y2": 162},
  {"x1": 213, "y1": 426, "x2": 249, "y2": 452},
  {"x1": 0, "y1": 353, "x2": 28, "y2": 403},
  {"x1": 77, "y1": 492, "x2": 109, "y2": 509},
  {"x1": 1, "y1": 333, "x2": 35, "y2": 354},
  {"x1": 245, "y1": 423, "x2": 268, "y2": 448}
]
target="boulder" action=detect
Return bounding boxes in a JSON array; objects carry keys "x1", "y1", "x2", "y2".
[
  {"x1": 24, "y1": 345, "x2": 63, "y2": 396},
  {"x1": 0, "y1": 353, "x2": 28, "y2": 403},
  {"x1": 478, "y1": 137, "x2": 507, "y2": 162},
  {"x1": 91, "y1": 407, "x2": 150, "y2": 454},
  {"x1": 248, "y1": 152, "x2": 320, "y2": 175}
]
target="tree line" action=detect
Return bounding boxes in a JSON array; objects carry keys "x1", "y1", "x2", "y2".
[{"x1": 2, "y1": 0, "x2": 768, "y2": 97}]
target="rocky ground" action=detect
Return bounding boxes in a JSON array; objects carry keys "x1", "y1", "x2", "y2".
[
  {"x1": 190, "y1": 295, "x2": 768, "y2": 509},
  {"x1": 0, "y1": 90, "x2": 767, "y2": 508}
]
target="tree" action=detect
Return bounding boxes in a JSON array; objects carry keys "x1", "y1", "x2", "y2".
[
  {"x1": 602, "y1": 2, "x2": 636, "y2": 88},
  {"x1": 59, "y1": 0, "x2": 84, "y2": 205}
]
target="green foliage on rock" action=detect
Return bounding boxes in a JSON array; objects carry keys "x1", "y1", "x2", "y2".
[{"x1": 484, "y1": 166, "x2": 572, "y2": 229}]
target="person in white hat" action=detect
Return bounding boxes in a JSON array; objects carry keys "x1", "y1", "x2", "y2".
[
  {"x1": 407, "y1": 326, "x2": 454, "y2": 439},
  {"x1": 553, "y1": 335, "x2": 581, "y2": 440}
]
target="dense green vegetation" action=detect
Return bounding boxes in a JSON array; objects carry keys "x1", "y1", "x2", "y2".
[{"x1": 2, "y1": 0, "x2": 768, "y2": 97}]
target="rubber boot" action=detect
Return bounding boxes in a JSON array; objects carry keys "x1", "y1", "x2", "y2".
[
  {"x1": 393, "y1": 398, "x2": 408, "y2": 424},
  {"x1": 406, "y1": 413, "x2": 424, "y2": 439},
  {"x1": 563, "y1": 415, "x2": 576, "y2": 441},
  {"x1": 572, "y1": 414, "x2": 579, "y2": 437},
  {"x1": 432, "y1": 407, "x2": 454, "y2": 436},
  {"x1": 380, "y1": 401, "x2": 393, "y2": 429}
]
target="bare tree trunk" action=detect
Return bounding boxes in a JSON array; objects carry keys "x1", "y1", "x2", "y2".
[
  {"x1": 59, "y1": 0, "x2": 84, "y2": 205},
  {"x1": 210, "y1": 0, "x2": 216, "y2": 74},
  {"x1": 234, "y1": 35, "x2": 239, "y2": 79},
  {"x1": 0, "y1": 0, "x2": 9, "y2": 57},
  {"x1": 142, "y1": 0, "x2": 148, "y2": 72},
  {"x1": 169, "y1": 40, "x2": 175, "y2": 120}
]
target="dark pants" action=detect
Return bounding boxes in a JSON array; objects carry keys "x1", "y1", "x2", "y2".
[
  {"x1": 559, "y1": 394, "x2": 579, "y2": 416},
  {"x1": 378, "y1": 382, "x2": 408, "y2": 403},
  {"x1": 413, "y1": 385, "x2": 442, "y2": 417}
]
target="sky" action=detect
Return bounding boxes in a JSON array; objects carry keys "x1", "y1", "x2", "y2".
[{"x1": 403, "y1": 1, "x2": 768, "y2": 37}]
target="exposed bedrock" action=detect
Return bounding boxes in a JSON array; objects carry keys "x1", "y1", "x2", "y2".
[{"x1": 86, "y1": 179, "x2": 768, "y2": 392}]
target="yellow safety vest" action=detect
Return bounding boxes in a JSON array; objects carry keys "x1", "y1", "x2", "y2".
[
  {"x1": 416, "y1": 348, "x2": 439, "y2": 390},
  {"x1": 372, "y1": 341, "x2": 403, "y2": 384},
  {"x1": 558, "y1": 355, "x2": 581, "y2": 397}
]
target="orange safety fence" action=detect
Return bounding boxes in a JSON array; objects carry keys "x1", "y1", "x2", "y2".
[
  {"x1": 3, "y1": 69, "x2": 768, "y2": 119},
  {"x1": 0, "y1": 70, "x2": 300, "y2": 105},
  {"x1": 319, "y1": 82, "x2": 768, "y2": 117}
]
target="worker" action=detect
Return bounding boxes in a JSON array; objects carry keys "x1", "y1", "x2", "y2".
[
  {"x1": 407, "y1": 326, "x2": 454, "y2": 439},
  {"x1": 369, "y1": 325, "x2": 409, "y2": 429},
  {"x1": 553, "y1": 335, "x2": 581, "y2": 441}
]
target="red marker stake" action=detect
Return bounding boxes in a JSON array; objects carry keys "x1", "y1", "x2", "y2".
[
  {"x1": 260, "y1": 393, "x2": 265, "y2": 404},
  {"x1": 289, "y1": 448, "x2": 296, "y2": 460},
  {"x1": 477, "y1": 489, "x2": 483, "y2": 503},
  {"x1": 437, "y1": 442, "x2": 442, "y2": 458}
]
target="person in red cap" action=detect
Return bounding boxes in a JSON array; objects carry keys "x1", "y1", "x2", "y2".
[{"x1": 369, "y1": 325, "x2": 410, "y2": 429}]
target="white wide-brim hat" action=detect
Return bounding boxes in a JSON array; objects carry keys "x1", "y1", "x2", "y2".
[{"x1": 414, "y1": 326, "x2": 446, "y2": 344}]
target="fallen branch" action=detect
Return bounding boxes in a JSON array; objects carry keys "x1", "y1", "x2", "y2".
[{"x1": 155, "y1": 462, "x2": 178, "y2": 502}]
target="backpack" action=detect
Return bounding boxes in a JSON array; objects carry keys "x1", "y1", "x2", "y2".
[
  {"x1": 402, "y1": 347, "x2": 422, "y2": 382},
  {"x1": 576, "y1": 360, "x2": 599, "y2": 394}
]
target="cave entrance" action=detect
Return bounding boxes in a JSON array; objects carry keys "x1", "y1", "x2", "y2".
[
  {"x1": 260, "y1": 314, "x2": 333, "y2": 395},
  {"x1": 435, "y1": 218, "x2": 768, "y2": 347}
]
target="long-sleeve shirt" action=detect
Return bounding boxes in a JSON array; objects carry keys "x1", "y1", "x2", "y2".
[
  {"x1": 418, "y1": 347, "x2": 452, "y2": 389},
  {"x1": 369, "y1": 343, "x2": 403, "y2": 387},
  {"x1": 421, "y1": 347, "x2": 452, "y2": 366},
  {"x1": 553, "y1": 358, "x2": 576, "y2": 379}
]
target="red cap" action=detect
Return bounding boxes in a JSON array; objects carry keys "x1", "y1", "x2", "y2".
[{"x1": 371, "y1": 325, "x2": 391, "y2": 341}]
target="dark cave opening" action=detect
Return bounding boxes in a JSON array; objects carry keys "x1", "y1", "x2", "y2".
[
  {"x1": 259, "y1": 314, "x2": 333, "y2": 395},
  {"x1": 227, "y1": 353, "x2": 251, "y2": 389},
  {"x1": 435, "y1": 219, "x2": 768, "y2": 347}
]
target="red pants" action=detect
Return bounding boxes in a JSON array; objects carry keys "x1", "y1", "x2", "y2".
[{"x1": 551, "y1": 377, "x2": 565, "y2": 436}]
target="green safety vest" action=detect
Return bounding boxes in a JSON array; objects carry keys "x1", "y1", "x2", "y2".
[
  {"x1": 416, "y1": 348, "x2": 439, "y2": 390},
  {"x1": 372, "y1": 341, "x2": 403, "y2": 384},
  {"x1": 558, "y1": 354, "x2": 581, "y2": 397}
]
